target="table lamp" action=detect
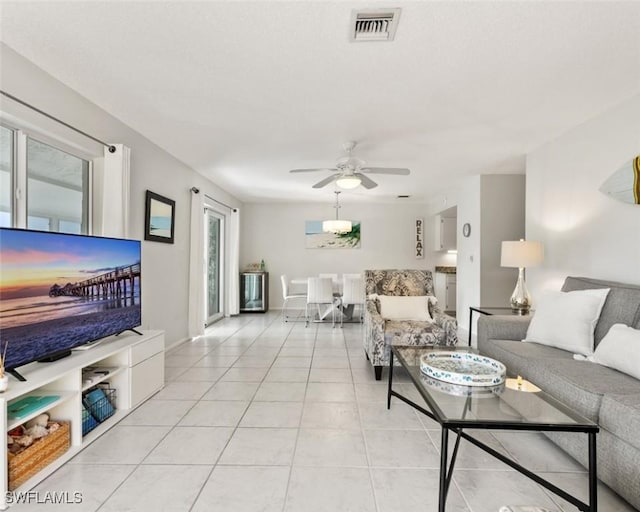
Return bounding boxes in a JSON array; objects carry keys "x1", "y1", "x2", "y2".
[{"x1": 501, "y1": 239, "x2": 544, "y2": 313}]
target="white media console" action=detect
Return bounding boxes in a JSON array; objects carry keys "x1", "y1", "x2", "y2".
[{"x1": 0, "y1": 330, "x2": 165, "y2": 509}]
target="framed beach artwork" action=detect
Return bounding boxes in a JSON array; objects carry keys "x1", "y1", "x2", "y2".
[
  {"x1": 305, "y1": 221, "x2": 361, "y2": 249},
  {"x1": 145, "y1": 190, "x2": 175, "y2": 244}
]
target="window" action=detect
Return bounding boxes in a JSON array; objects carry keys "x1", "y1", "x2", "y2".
[
  {"x1": 27, "y1": 138, "x2": 90, "y2": 233},
  {"x1": 0, "y1": 125, "x2": 92, "y2": 234}
]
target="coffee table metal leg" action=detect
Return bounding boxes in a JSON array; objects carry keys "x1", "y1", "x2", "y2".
[
  {"x1": 387, "y1": 350, "x2": 394, "y2": 410},
  {"x1": 588, "y1": 431, "x2": 598, "y2": 511},
  {"x1": 445, "y1": 430, "x2": 463, "y2": 496},
  {"x1": 439, "y1": 427, "x2": 449, "y2": 512}
]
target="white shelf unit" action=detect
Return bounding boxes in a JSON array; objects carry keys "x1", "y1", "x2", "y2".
[
  {"x1": 81, "y1": 366, "x2": 126, "y2": 393},
  {"x1": 1, "y1": 330, "x2": 164, "y2": 509}
]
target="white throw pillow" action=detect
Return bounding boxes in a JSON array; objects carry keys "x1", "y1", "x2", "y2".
[
  {"x1": 377, "y1": 295, "x2": 434, "y2": 322},
  {"x1": 523, "y1": 288, "x2": 610, "y2": 356},
  {"x1": 591, "y1": 324, "x2": 640, "y2": 380}
]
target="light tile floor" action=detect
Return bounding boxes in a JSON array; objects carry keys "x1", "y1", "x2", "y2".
[{"x1": 12, "y1": 313, "x2": 637, "y2": 511}]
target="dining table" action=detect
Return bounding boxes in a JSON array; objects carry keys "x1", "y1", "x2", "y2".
[{"x1": 290, "y1": 277, "x2": 354, "y2": 322}]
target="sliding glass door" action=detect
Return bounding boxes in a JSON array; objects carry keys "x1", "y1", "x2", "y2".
[{"x1": 205, "y1": 208, "x2": 224, "y2": 325}]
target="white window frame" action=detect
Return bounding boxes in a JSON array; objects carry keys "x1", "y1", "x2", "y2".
[
  {"x1": 204, "y1": 204, "x2": 226, "y2": 325},
  {"x1": 1, "y1": 120, "x2": 95, "y2": 233}
]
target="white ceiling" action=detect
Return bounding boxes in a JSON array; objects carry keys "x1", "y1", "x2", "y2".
[{"x1": 1, "y1": 1, "x2": 639, "y2": 204}]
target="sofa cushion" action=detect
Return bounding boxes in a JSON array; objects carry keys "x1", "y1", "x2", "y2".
[
  {"x1": 562, "y1": 276, "x2": 640, "y2": 346},
  {"x1": 600, "y1": 393, "x2": 640, "y2": 452},
  {"x1": 478, "y1": 338, "x2": 572, "y2": 381},
  {"x1": 378, "y1": 295, "x2": 434, "y2": 321},
  {"x1": 591, "y1": 323, "x2": 640, "y2": 380},
  {"x1": 532, "y1": 358, "x2": 640, "y2": 422},
  {"x1": 384, "y1": 320, "x2": 444, "y2": 346},
  {"x1": 523, "y1": 288, "x2": 610, "y2": 356}
]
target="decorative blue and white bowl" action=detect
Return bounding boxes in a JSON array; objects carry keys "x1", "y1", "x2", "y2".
[
  {"x1": 420, "y1": 351, "x2": 506, "y2": 387},
  {"x1": 420, "y1": 373, "x2": 505, "y2": 397}
]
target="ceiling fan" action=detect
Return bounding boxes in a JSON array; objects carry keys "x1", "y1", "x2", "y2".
[{"x1": 289, "y1": 141, "x2": 410, "y2": 190}]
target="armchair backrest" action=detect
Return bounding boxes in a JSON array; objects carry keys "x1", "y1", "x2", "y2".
[{"x1": 364, "y1": 270, "x2": 435, "y2": 297}]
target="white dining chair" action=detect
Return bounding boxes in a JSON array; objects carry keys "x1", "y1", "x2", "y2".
[
  {"x1": 319, "y1": 273, "x2": 341, "y2": 296},
  {"x1": 341, "y1": 274, "x2": 365, "y2": 327},
  {"x1": 306, "y1": 277, "x2": 336, "y2": 327},
  {"x1": 280, "y1": 275, "x2": 306, "y2": 322}
]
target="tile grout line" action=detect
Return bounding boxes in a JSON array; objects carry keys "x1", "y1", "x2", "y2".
[
  {"x1": 157, "y1": 314, "x2": 269, "y2": 512},
  {"x1": 281, "y1": 318, "x2": 320, "y2": 511},
  {"x1": 179, "y1": 314, "x2": 269, "y2": 512},
  {"x1": 88, "y1": 316, "x2": 266, "y2": 512}
]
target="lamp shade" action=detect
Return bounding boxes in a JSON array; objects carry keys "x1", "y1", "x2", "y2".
[
  {"x1": 322, "y1": 219, "x2": 352, "y2": 234},
  {"x1": 336, "y1": 176, "x2": 361, "y2": 189},
  {"x1": 501, "y1": 240, "x2": 544, "y2": 268}
]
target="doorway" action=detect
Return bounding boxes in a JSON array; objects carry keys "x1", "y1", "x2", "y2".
[{"x1": 205, "y1": 207, "x2": 225, "y2": 325}]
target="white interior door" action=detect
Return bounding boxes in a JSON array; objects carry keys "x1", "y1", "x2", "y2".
[{"x1": 205, "y1": 208, "x2": 225, "y2": 325}]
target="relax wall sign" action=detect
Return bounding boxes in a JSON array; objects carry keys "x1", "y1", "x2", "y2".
[{"x1": 415, "y1": 218, "x2": 424, "y2": 258}]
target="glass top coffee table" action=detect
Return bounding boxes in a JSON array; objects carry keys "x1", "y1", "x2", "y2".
[{"x1": 389, "y1": 345, "x2": 599, "y2": 512}]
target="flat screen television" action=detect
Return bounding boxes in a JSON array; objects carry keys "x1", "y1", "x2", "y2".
[{"x1": 0, "y1": 228, "x2": 141, "y2": 380}]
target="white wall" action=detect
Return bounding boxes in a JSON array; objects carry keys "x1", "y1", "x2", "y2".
[
  {"x1": 480, "y1": 174, "x2": 526, "y2": 306},
  {"x1": 527, "y1": 94, "x2": 640, "y2": 297},
  {"x1": 428, "y1": 175, "x2": 526, "y2": 340},
  {"x1": 0, "y1": 44, "x2": 241, "y2": 347},
  {"x1": 428, "y1": 189, "x2": 461, "y2": 269},
  {"x1": 456, "y1": 176, "x2": 482, "y2": 328},
  {"x1": 240, "y1": 201, "x2": 436, "y2": 308}
]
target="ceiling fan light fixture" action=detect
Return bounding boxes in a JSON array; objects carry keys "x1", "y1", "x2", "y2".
[{"x1": 336, "y1": 175, "x2": 361, "y2": 189}]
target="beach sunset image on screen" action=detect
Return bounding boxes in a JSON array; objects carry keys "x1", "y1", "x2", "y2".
[{"x1": 0, "y1": 228, "x2": 141, "y2": 371}]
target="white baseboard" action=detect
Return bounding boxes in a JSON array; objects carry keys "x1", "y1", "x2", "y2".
[{"x1": 166, "y1": 336, "x2": 191, "y2": 351}]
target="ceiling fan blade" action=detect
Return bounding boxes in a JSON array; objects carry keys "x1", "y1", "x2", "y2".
[
  {"x1": 361, "y1": 167, "x2": 410, "y2": 175},
  {"x1": 355, "y1": 173, "x2": 378, "y2": 189},
  {"x1": 312, "y1": 175, "x2": 339, "y2": 189},
  {"x1": 290, "y1": 168, "x2": 338, "y2": 173}
]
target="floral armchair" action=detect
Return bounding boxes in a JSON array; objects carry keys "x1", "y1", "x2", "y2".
[{"x1": 364, "y1": 269, "x2": 458, "y2": 380}]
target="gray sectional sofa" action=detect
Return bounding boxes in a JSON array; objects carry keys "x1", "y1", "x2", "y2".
[{"x1": 477, "y1": 276, "x2": 640, "y2": 510}]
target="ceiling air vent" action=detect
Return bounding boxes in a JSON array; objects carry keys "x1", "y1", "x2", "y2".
[{"x1": 350, "y1": 8, "x2": 401, "y2": 42}]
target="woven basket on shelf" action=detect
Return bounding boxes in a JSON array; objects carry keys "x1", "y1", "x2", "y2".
[{"x1": 8, "y1": 421, "x2": 70, "y2": 491}]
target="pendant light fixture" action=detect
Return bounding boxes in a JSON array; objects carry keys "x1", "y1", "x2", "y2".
[{"x1": 322, "y1": 191, "x2": 352, "y2": 234}]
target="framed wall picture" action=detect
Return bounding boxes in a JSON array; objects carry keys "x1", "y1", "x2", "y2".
[
  {"x1": 144, "y1": 190, "x2": 175, "y2": 244},
  {"x1": 305, "y1": 220, "x2": 361, "y2": 249}
]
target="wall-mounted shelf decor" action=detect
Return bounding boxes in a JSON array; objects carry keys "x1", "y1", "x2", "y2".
[{"x1": 599, "y1": 154, "x2": 640, "y2": 205}]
